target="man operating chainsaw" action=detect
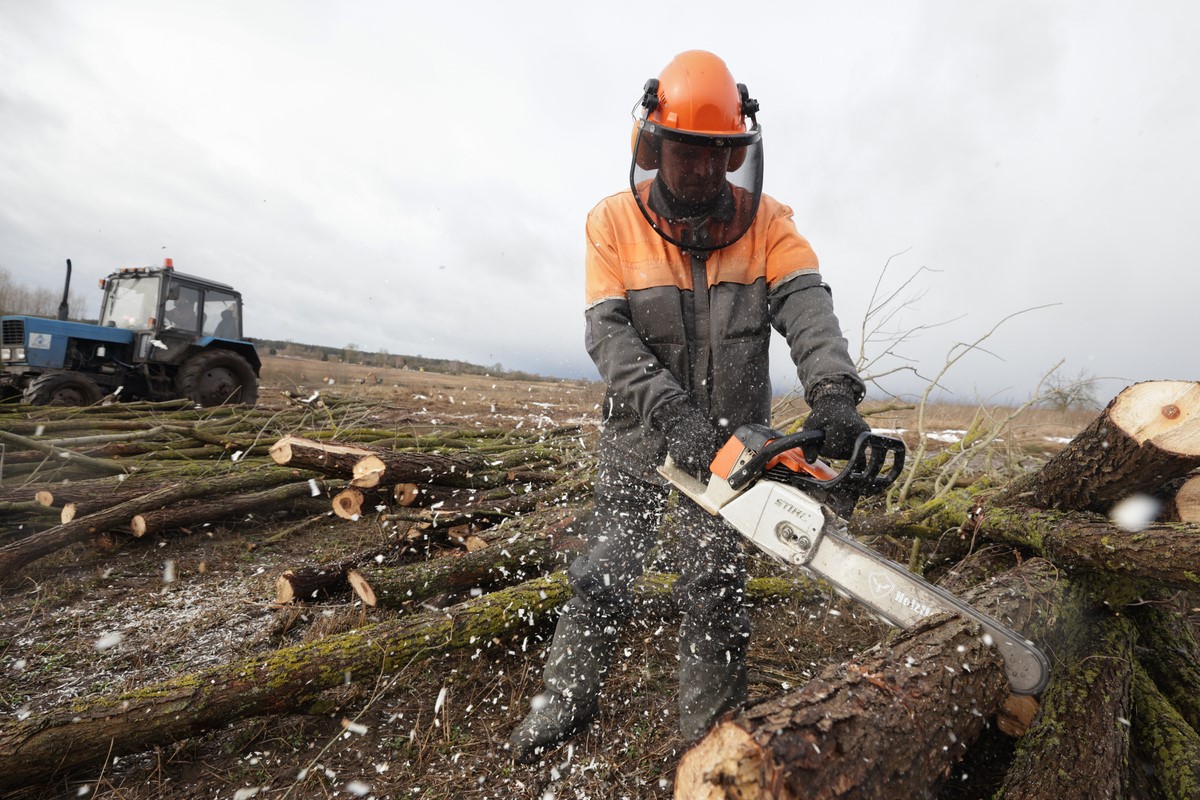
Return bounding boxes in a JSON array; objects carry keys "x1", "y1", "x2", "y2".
[{"x1": 508, "y1": 50, "x2": 870, "y2": 763}]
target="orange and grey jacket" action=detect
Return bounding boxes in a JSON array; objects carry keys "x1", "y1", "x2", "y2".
[{"x1": 585, "y1": 187, "x2": 863, "y2": 481}]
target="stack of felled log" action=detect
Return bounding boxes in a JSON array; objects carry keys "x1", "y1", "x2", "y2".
[
  {"x1": 266, "y1": 431, "x2": 592, "y2": 606},
  {"x1": 0, "y1": 397, "x2": 597, "y2": 791}
]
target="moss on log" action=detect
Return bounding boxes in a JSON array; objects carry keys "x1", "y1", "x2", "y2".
[{"x1": 1130, "y1": 661, "x2": 1200, "y2": 800}]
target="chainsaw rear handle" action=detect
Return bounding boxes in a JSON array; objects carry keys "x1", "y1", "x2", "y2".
[{"x1": 726, "y1": 429, "x2": 905, "y2": 494}]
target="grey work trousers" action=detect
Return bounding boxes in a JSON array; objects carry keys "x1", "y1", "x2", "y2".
[{"x1": 550, "y1": 462, "x2": 750, "y2": 733}]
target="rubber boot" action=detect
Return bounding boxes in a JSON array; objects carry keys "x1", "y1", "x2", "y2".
[
  {"x1": 678, "y1": 658, "x2": 749, "y2": 741},
  {"x1": 507, "y1": 601, "x2": 616, "y2": 763}
]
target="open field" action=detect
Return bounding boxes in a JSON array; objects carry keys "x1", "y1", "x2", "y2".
[{"x1": 0, "y1": 362, "x2": 1099, "y2": 800}]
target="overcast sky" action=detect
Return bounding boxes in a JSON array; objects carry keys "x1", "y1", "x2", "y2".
[{"x1": 2, "y1": 1, "x2": 1196, "y2": 404}]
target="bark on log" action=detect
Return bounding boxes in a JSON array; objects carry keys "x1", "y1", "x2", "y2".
[
  {"x1": 997, "y1": 611, "x2": 1136, "y2": 799},
  {"x1": 994, "y1": 380, "x2": 1200, "y2": 513},
  {"x1": 0, "y1": 573, "x2": 573, "y2": 790},
  {"x1": 130, "y1": 482, "x2": 322, "y2": 537},
  {"x1": 0, "y1": 469, "x2": 310, "y2": 580},
  {"x1": 268, "y1": 436, "x2": 376, "y2": 477},
  {"x1": 674, "y1": 558, "x2": 1062, "y2": 800}
]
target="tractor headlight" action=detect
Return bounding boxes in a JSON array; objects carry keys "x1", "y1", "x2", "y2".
[
  {"x1": 1, "y1": 347, "x2": 24, "y2": 362},
  {"x1": 0, "y1": 347, "x2": 9, "y2": 361}
]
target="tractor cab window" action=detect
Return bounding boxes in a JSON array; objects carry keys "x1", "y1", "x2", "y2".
[
  {"x1": 164, "y1": 284, "x2": 202, "y2": 332},
  {"x1": 203, "y1": 291, "x2": 241, "y2": 339},
  {"x1": 99, "y1": 275, "x2": 162, "y2": 330}
]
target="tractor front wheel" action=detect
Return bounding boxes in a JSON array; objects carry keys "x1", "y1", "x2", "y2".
[
  {"x1": 176, "y1": 350, "x2": 259, "y2": 407},
  {"x1": 23, "y1": 372, "x2": 105, "y2": 406}
]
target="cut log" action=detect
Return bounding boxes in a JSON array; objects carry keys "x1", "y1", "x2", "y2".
[
  {"x1": 0, "y1": 469, "x2": 310, "y2": 580},
  {"x1": 350, "y1": 450, "x2": 493, "y2": 489},
  {"x1": 278, "y1": 510, "x2": 588, "y2": 605},
  {"x1": 130, "y1": 482, "x2": 321, "y2": 537},
  {"x1": 1172, "y1": 473, "x2": 1200, "y2": 522},
  {"x1": 60, "y1": 488, "x2": 153, "y2": 523},
  {"x1": 0, "y1": 429, "x2": 129, "y2": 476},
  {"x1": 966, "y1": 505, "x2": 1200, "y2": 591},
  {"x1": 330, "y1": 487, "x2": 388, "y2": 520},
  {"x1": 995, "y1": 380, "x2": 1200, "y2": 513},
  {"x1": 674, "y1": 558, "x2": 1062, "y2": 800},
  {"x1": 997, "y1": 611, "x2": 1136, "y2": 799},
  {"x1": 347, "y1": 531, "x2": 582, "y2": 608},
  {"x1": 268, "y1": 435, "x2": 376, "y2": 477},
  {"x1": 0, "y1": 573, "x2": 573, "y2": 790},
  {"x1": 393, "y1": 482, "x2": 420, "y2": 506}
]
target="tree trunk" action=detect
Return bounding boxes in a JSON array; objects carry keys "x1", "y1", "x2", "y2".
[
  {"x1": 994, "y1": 380, "x2": 1200, "y2": 513},
  {"x1": 130, "y1": 482, "x2": 322, "y2": 537},
  {"x1": 674, "y1": 559, "x2": 1062, "y2": 800},
  {"x1": 268, "y1": 435, "x2": 376, "y2": 477},
  {"x1": 0, "y1": 574, "x2": 573, "y2": 791}
]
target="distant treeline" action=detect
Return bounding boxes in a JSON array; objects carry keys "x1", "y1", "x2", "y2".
[
  {"x1": 0, "y1": 267, "x2": 90, "y2": 319},
  {"x1": 251, "y1": 338, "x2": 558, "y2": 383}
]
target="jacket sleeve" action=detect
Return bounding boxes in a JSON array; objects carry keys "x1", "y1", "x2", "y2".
[
  {"x1": 768, "y1": 269, "x2": 865, "y2": 404},
  {"x1": 584, "y1": 203, "x2": 691, "y2": 429},
  {"x1": 585, "y1": 299, "x2": 691, "y2": 426}
]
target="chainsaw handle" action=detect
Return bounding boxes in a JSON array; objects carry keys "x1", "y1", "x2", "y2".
[
  {"x1": 726, "y1": 430, "x2": 825, "y2": 490},
  {"x1": 726, "y1": 430, "x2": 906, "y2": 496}
]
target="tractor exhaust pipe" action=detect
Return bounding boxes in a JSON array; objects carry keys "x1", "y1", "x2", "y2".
[{"x1": 58, "y1": 258, "x2": 72, "y2": 320}]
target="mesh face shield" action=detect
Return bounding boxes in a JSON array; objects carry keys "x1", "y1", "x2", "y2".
[{"x1": 629, "y1": 112, "x2": 763, "y2": 253}]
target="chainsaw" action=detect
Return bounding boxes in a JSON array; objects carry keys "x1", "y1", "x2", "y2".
[{"x1": 658, "y1": 425, "x2": 1050, "y2": 695}]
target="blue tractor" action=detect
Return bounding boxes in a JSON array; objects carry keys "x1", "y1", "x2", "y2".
[{"x1": 1, "y1": 258, "x2": 259, "y2": 406}]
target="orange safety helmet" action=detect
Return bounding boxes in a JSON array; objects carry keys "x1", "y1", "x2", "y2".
[{"x1": 629, "y1": 51, "x2": 763, "y2": 253}]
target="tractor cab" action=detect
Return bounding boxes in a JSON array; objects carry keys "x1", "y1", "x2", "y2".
[{"x1": 1, "y1": 258, "x2": 259, "y2": 406}]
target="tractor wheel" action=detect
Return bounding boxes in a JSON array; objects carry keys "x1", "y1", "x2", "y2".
[
  {"x1": 23, "y1": 372, "x2": 105, "y2": 406},
  {"x1": 176, "y1": 349, "x2": 259, "y2": 407}
]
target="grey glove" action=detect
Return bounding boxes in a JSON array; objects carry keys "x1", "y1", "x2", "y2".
[
  {"x1": 656, "y1": 401, "x2": 720, "y2": 477},
  {"x1": 802, "y1": 378, "x2": 870, "y2": 460}
]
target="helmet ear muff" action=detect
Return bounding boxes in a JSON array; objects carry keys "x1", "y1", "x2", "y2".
[
  {"x1": 727, "y1": 146, "x2": 746, "y2": 171},
  {"x1": 632, "y1": 77, "x2": 662, "y2": 169}
]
